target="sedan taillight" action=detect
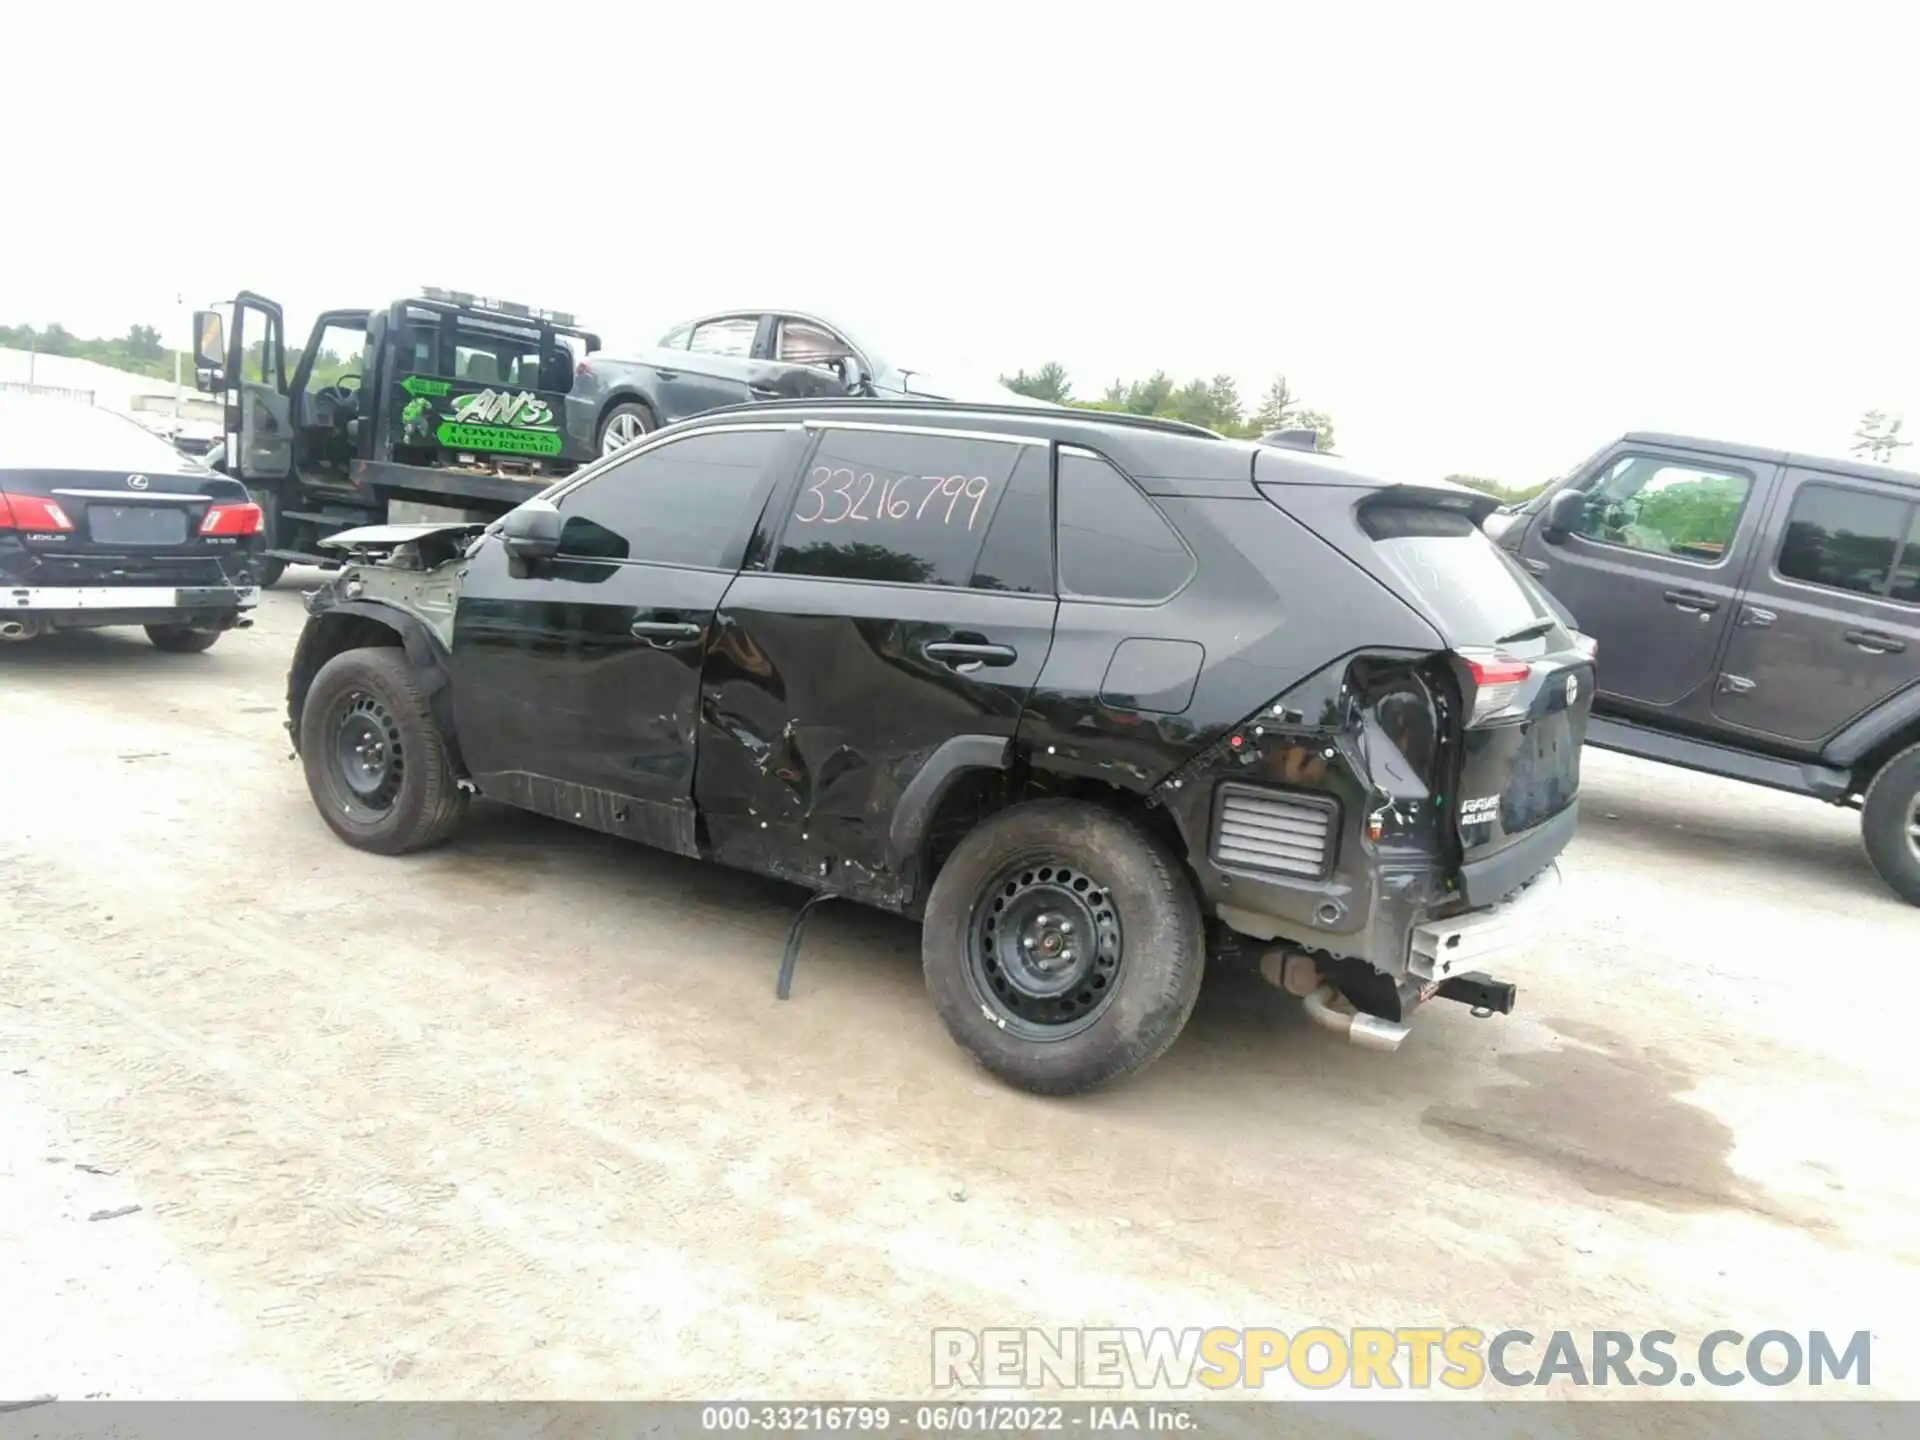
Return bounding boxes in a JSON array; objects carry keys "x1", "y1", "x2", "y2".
[
  {"x1": 200, "y1": 502, "x2": 264, "y2": 536},
  {"x1": 0, "y1": 492, "x2": 75, "y2": 532}
]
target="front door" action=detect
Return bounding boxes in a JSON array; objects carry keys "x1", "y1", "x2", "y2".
[
  {"x1": 1712, "y1": 469, "x2": 1920, "y2": 747},
  {"x1": 696, "y1": 422, "x2": 1058, "y2": 895},
  {"x1": 1516, "y1": 447, "x2": 1773, "y2": 720},
  {"x1": 222, "y1": 291, "x2": 293, "y2": 484},
  {"x1": 450, "y1": 424, "x2": 795, "y2": 854}
]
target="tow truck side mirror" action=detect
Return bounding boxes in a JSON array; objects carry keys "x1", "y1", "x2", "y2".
[
  {"x1": 499, "y1": 500, "x2": 562, "y2": 566},
  {"x1": 194, "y1": 366, "x2": 224, "y2": 394},
  {"x1": 192, "y1": 311, "x2": 226, "y2": 371},
  {"x1": 1540, "y1": 488, "x2": 1586, "y2": 544}
]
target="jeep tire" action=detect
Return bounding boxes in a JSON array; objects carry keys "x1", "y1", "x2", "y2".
[
  {"x1": 921, "y1": 799, "x2": 1205, "y2": 1095},
  {"x1": 145, "y1": 624, "x2": 222, "y2": 653},
  {"x1": 1862, "y1": 742, "x2": 1920, "y2": 907},
  {"x1": 300, "y1": 646, "x2": 468, "y2": 856}
]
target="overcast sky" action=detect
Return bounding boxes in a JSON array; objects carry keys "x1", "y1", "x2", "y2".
[{"x1": 9, "y1": 3, "x2": 1916, "y2": 481}]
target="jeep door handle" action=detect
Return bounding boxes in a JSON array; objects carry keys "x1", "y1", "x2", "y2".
[
  {"x1": 1663, "y1": 589, "x2": 1719, "y2": 615},
  {"x1": 1519, "y1": 558, "x2": 1549, "y2": 575},
  {"x1": 1845, "y1": 629, "x2": 1905, "y2": 655},
  {"x1": 923, "y1": 641, "x2": 1017, "y2": 669},
  {"x1": 630, "y1": 620, "x2": 702, "y2": 647}
]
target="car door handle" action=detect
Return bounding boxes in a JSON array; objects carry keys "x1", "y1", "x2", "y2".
[
  {"x1": 1663, "y1": 589, "x2": 1719, "y2": 615},
  {"x1": 923, "y1": 641, "x2": 1017, "y2": 669},
  {"x1": 630, "y1": 620, "x2": 702, "y2": 647},
  {"x1": 1844, "y1": 629, "x2": 1906, "y2": 655},
  {"x1": 748, "y1": 383, "x2": 780, "y2": 397},
  {"x1": 1519, "y1": 558, "x2": 1549, "y2": 575},
  {"x1": 653, "y1": 368, "x2": 680, "y2": 380},
  {"x1": 1740, "y1": 606, "x2": 1777, "y2": 628}
]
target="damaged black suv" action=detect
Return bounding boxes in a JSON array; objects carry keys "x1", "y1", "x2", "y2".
[{"x1": 286, "y1": 400, "x2": 1594, "y2": 1093}]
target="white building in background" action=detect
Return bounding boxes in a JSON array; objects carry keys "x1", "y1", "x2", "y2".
[{"x1": 0, "y1": 347, "x2": 224, "y2": 448}]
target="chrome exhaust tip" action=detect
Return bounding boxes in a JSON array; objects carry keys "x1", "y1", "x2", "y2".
[{"x1": 1301, "y1": 981, "x2": 1410, "y2": 1052}]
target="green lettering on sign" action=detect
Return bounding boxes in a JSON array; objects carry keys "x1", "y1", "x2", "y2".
[
  {"x1": 436, "y1": 422, "x2": 563, "y2": 456},
  {"x1": 401, "y1": 376, "x2": 452, "y2": 397}
]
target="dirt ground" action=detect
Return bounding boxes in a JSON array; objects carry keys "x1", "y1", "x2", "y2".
[{"x1": 3, "y1": 576, "x2": 1916, "y2": 1406}]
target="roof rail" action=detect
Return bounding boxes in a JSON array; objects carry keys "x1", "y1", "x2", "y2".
[{"x1": 689, "y1": 396, "x2": 1225, "y2": 440}]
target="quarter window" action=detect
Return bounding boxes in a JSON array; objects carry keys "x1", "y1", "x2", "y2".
[
  {"x1": 686, "y1": 317, "x2": 757, "y2": 357},
  {"x1": 555, "y1": 428, "x2": 782, "y2": 570},
  {"x1": 1571, "y1": 456, "x2": 1751, "y2": 563},
  {"x1": 1056, "y1": 450, "x2": 1194, "y2": 602},
  {"x1": 772, "y1": 428, "x2": 1028, "y2": 587},
  {"x1": 1777, "y1": 483, "x2": 1915, "y2": 600}
]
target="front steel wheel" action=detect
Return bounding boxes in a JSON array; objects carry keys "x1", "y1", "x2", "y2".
[
  {"x1": 969, "y1": 859, "x2": 1124, "y2": 1039},
  {"x1": 1862, "y1": 742, "x2": 1920, "y2": 906}
]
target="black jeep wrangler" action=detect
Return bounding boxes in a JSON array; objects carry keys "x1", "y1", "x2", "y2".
[{"x1": 286, "y1": 400, "x2": 1593, "y2": 1093}]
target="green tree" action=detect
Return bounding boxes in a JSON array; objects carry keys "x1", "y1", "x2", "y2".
[
  {"x1": 1205, "y1": 374, "x2": 1244, "y2": 432},
  {"x1": 1852, "y1": 409, "x2": 1911, "y2": 464},
  {"x1": 1001, "y1": 362, "x2": 1072, "y2": 403},
  {"x1": 126, "y1": 325, "x2": 163, "y2": 360}
]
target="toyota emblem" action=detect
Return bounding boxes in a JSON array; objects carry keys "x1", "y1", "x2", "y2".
[
  {"x1": 126, "y1": 474, "x2": 149, "y2": 490},
  {"x1": 1565, "y1": 673, "x2": 1580, "y2": 705}
]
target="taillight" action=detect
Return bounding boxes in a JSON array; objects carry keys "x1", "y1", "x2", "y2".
[
  {"x1": 1571, "y1": 631, "x2": 1598, "y2": 660},
  {"x1": 0, "y1": 492, "x2": 75, "y2": 532},
  {"x1": 200, "y1": 502, "x2": 264, "y2": 536},
  {"x1": 1459, "y1": 651, "x2": 1532, "y2": 726}
]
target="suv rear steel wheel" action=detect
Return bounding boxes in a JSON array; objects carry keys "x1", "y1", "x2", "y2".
[
  {"x1": 1862, "y1": 742, "x2": 1920, "y2": 906},
  {"x1": 922, "y1": 799, "x2": 1204, "y2": 1094}
]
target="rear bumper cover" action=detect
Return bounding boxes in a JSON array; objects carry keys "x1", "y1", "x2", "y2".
[
  {"x1": 1408, "y1": 862, "x2": 1561, "y2": 996},
  {"x1": 3, "y1": 584, "x2": 259, "y2": 626}
]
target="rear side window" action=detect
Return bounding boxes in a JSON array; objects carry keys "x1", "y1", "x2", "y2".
[
  {"x1": 1056, "y1": 450, "x2": 1193, "y2": 602},
  {"x1": 1361, "y1": 504, "x2": 1560, "y2": 647},
  {"x1": 772, "y1": 427, "x2": 1028, "y2": 588},
  {"x1": 687, "y1": 317, "x2": 757, "y2": 357},
  {"x1": 555, "y1": 427, "x2": 781, "y2": 569},
  {"x1": 1777, "y1": 483, "x2": 1915, "y2": 601}
]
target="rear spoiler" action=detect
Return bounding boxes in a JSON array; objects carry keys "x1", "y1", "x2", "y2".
[
  {"x1": 1363, "y1": 480, "x2": 1500, "y2": 525},
  {"x1": 1253, "y1": 444, "x2": 1502, "y2": 525}
]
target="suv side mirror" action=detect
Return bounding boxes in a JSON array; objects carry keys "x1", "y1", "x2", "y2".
[
  {"x1": 1541, "y1": 488, "x2": 1587, "y2": 543},
  {"x1": 193, "y1": 310, "x2": 226, "y2": 371},
  {"x1": 498, "y1": 499, "x2": 562, "y2": 565}
]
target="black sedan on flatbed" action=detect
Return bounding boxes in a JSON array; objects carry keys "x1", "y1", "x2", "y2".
[{"x1": 0, "y1": 394, "x2": 262, "y2": 650}]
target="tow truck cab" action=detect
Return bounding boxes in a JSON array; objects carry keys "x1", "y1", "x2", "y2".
[{"x1": 192, "y1": 288, "x2": 600, "y2": 581}]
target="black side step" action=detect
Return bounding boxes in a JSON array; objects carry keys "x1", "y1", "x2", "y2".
[{"x1": 1585, "y1": 716, "x2": 1852, "y2": 801}]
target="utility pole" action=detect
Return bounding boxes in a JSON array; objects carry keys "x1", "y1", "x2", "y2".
[{"x1": 173, "y1": 292, "x2": 184, "y2": 425}]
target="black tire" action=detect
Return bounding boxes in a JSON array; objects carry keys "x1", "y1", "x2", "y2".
[
  {"x1": 921, "y1": 799, "x2": 1205, "y2": 1095},
  {"x1": 145, "y1": 624, "x2": 221, "y2": 653},
  {"x1": 597, "y1": 400, "x2": 654, "y2": 456},
  {"x1": 299, "y1": 646, "x2": 468, "y2": 855},
  {"x1": 251, "y1": 555, "x2": 288, "y2": 588},
  {"x1": 1862, "y1": 742, "x2": 1920, "y2": 906}
]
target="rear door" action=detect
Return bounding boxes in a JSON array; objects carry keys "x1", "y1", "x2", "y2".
[
  {"x1": 450, "y1": 425, "x2": 794, "y2": 854},
  {"x1": 1514, "y1": 445, "x2": 1773, "y2": 722},
  {"x1": 695, "y1": 421, "x2": 1057, "y2": 887},
  {"x1": 648, "y1": 314, "x2": 765, "y2": 420},
  {"x1": 222, "y1": 291, "x2": 293, "y2": 483},
  {"x1": 1712, "y1": 470, "x2": 1920, "y2": 747},
  {"x1": 754, "y1": 314, "x2": 858, "y2": 400}
]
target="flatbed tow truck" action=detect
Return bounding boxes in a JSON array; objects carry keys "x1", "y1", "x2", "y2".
[{"x1": 192, "y1": 287, "x2": 599, "y2": 585}]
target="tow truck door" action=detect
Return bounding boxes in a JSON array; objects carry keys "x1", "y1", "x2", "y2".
[{"x1": 222, "y1": 292, "x2": 293, "y2": 483}]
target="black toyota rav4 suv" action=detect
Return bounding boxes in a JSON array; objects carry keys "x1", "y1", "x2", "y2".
[{"x1": 285, "y1": 401, "x2": 1593, "y2": 1093}]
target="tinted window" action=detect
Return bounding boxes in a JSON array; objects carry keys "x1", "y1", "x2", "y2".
[
  {"x1": 1573, "y1": 455, "x2": 1752, "y2": 563},
  {"x1": 1895, "y1": 526, "x2": 1920, "y2": 605},
  {"x1": 555, "y1": 428, "x2": 781, "y2": 569},
  {"x1": 1363, "y1": 505, "x2": 1562, "y2": 648},
  {"x1": 772, "y1": 428, "x2": 1027, "y2": 587},
  {"x1": 970, "y1": 446, "x2": 1053, "y2": 594},
  {"x1": 1056, "y1": 450, "x2": 1193, "y2": 602},
  {"x1": 1778, "y1": 483, "x2": 1912, "y2": 599},
  {"x1": 687, "y1": 318, "x2": 756, "y2": 357}
]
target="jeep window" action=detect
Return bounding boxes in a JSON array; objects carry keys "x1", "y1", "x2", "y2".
[
  {"x1": 1572, "y1": 456, "x2": 1752, "y2": 563},
  {"x1": 969, "y1": 445, "x2": 1053, "y2": 594},
  {"x1": 1361, "y1": 504, "x2": 1561, "y2": 649},
  {"x1": 554, "y1": 428, "x2": 783, "y2": 570},
  {"x1": 776, "y1": 319, "x2": 848, "y2": 368},
  {"x1": 1777, "y1": 483, "x2": 1915, "y2": 600},
  {"x1": 686, "y1": 317, "x2": 757, "y2": 358},
  {"x1": 771, "y1": 427, "x2": 1028, "y2": 587},
  {"x1": 1056, "y1": 450, "x2": 1194, "y2": 603}
]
